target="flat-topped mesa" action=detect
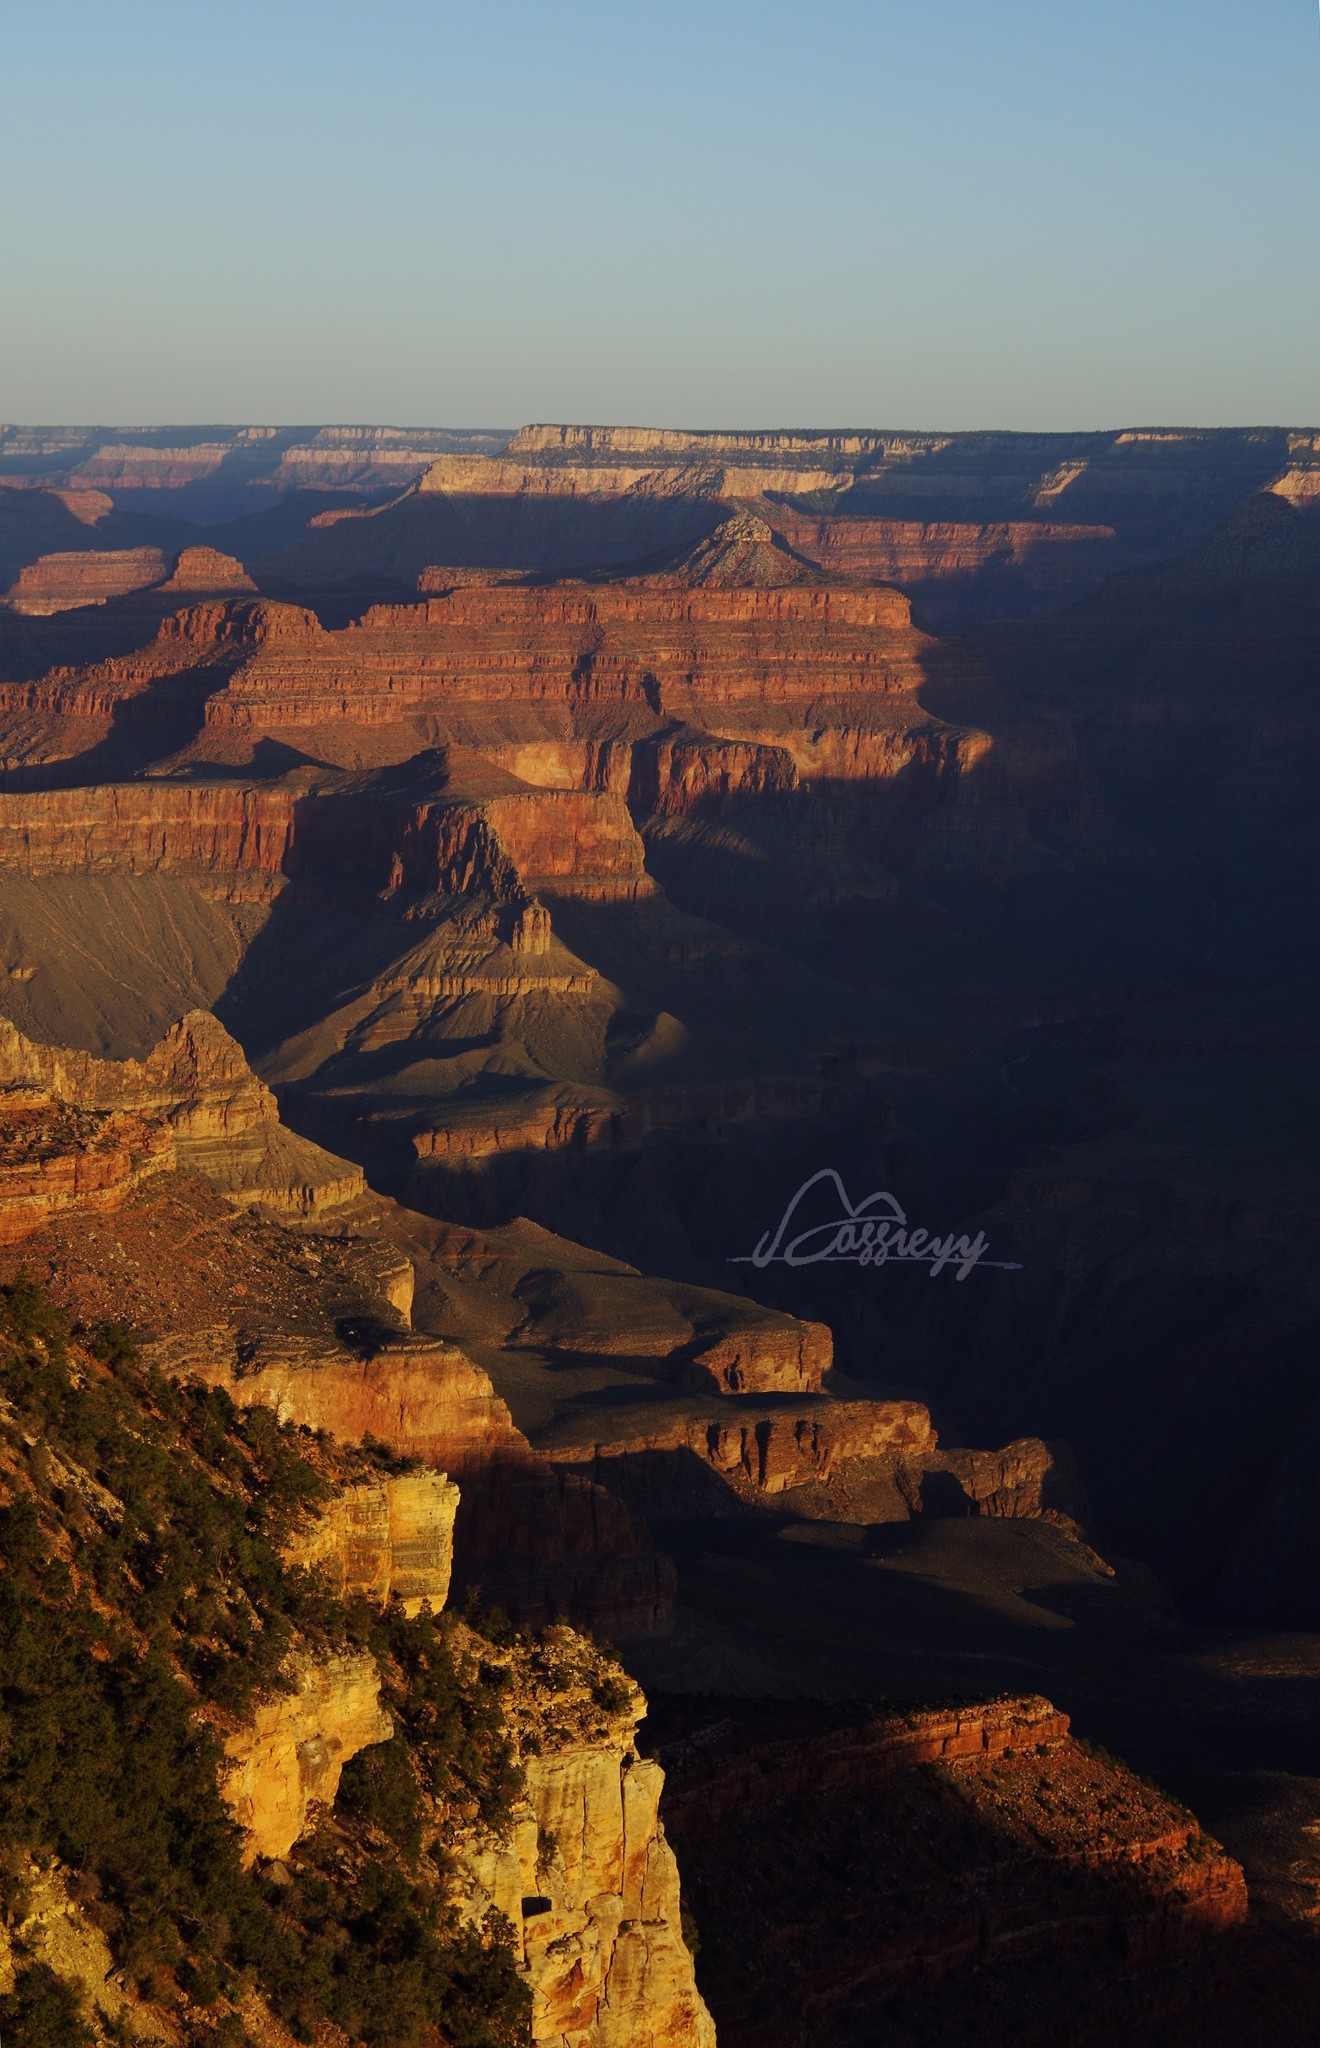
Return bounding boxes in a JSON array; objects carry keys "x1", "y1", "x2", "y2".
[
  {"x1": 416, "y1": 453, "x2": 855, "y2": 499},
  {"x1": 0, "y1": 1009, "x2": 364, "y2": 1223},
  {"x1": 418, "y1": 426, "x2": 933, "y2": 502},
  {"x1": 628, "y1": 730, "x2": 799, "y2": 814},
  {"x1": 156, "y1": 545, "x2": 258, "y2": 594},
  {"x1": 63, "y1": 441, "x2": 243, "y2": 491},
  {"x1": 545, "y1": 1407, "x2": 1075, "y2": 1527},
  {"x1": 767, "y1": 506, "x2": 1129, "y2": 619},
  {"x1": 479, "y1": 789, "x2": 655, "y2": 902},
  {"x1": 3, "y1": 547, "x2": 170, "y2": 615},
  {"x1": 421, "y1": 424, "x2": 1294, "y2": 512},
  {"x1": 119, "y1": 595, "x2": 324, "y2": 666},
  {"x1": 45, "y1": 427, "x2": 504, "y2": 499},
  {"x1": 4, "y1": 569, "x2": 973, "y2": 821},
  {"x1": 506, "y1": 424, "x2": 899, "y2": 462},
  {"x1": 544, "y1": 1399, "x2": 935, "y2": 1508},
  {"x1": 0, "y1": 545, "x2": 259, "y2": 621},
  {"x1": 200, "y1": 579, "x2": 918, "y2": 738}
]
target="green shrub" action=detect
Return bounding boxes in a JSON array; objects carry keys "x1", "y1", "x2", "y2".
[
  {"x1": 377, "y1": 1608, "x2": 525, "y2": 1834},
  {"x1": 338, "y1": 1735, "x2": 425, "y2": 1862},
  {"x1": 0, "y1": 1961, "x2": 94, "y2": 2046}
]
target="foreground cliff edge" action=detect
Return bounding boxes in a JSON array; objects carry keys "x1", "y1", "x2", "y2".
[{"x1": 0, "y1": 1296, "x2": 714, "y2": 2048}]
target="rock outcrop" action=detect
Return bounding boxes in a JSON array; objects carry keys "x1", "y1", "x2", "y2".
[
  {"x1": 542, "y1": 1398, "x2": 935, "y2": 1508},
  {"x1": 151, "y1": 1321, "x2": 676, "y2": 1636},
  {"x1": 157, "y1": 545, "x2": 257, "y2": 593},
  {"x1": 2, "y1": 546, "x2": 169, "y2": 614},
  {"x1": 454, "y1": 1626, "x2": 714, "y2": 2048},
  {"x1": 201, "y1": 1328, "x2": 523, "y2": 1467},
  {"x1": 281, "y1": 1467, "x2": 461, "y2": 1613},
  {"x1": 0, "y1": 1009, "x2": 364, "y2": 1225},
  {"x1": 0, "y1": 1092, "x2": 175, "y2": 1244},
  {"x1": 221, "y1": 1649, "x2": 393, "y2": 1864}
]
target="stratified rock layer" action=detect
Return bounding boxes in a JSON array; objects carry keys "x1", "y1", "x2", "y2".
[
  {"x1": 455, "y1": 1628, "x2": 715, "y2": 2048},
  {"x1": 0, "y1": 1009, "x2": 363, "y2": 1224},
  {"x1": 282, "y1": 1467, "x2": 461, "y2": 1614}
]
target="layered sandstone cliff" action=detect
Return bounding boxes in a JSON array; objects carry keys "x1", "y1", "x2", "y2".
[
  {"x1": 0, "y1": 1009, "x2": 363, "y2": 1222},
  {"x1": 0, "y1": 1092, "x2": 174, "y2": 1244},
  {"x1": 281, "y1": 1466, "x2": 461, "y2": 1613},
  {"x1": 186, "y1": 1325, "x2": 676, "y2": 1635},
  {"x1": 452, "y1": 1627, "x2": 714, "y2": 2048},
  {"x1": 2, "y1": 546, "x2": 170, "y2": 614},
  {"x1": 210, "y1": 1486, "x2": 710, "y2": 2045}
]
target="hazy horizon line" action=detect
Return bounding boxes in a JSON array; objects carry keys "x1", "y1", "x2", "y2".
[{"x1": 3, "y1": 419, "x2": 1317, "y2": 438}]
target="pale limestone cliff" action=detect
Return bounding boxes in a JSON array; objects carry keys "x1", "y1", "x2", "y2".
[
  {"x1": 454, "y1": 1627, "x2": 715, "y2": 2048},
  {"x1": 282, "y1": 1467, "x2": 460, "y2": 1614},
  {"x1": 522, "y1": 1744, "x2": 713, "y2": 2048},
  {"x1": 417, "y1": 452, "x2": 851, "y2": 500},
  {"x1": 221, "y1": 1649, "x2": 393, "y2": 1864},
  {"x1": 196, "y1": 1327, "x2": 523, "y2": 1467},
  {"x1": 213, "y1": 1617, "x2": 712, "y2": 2043}
]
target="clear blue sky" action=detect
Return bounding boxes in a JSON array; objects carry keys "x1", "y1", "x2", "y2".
[{"x1": 1, "y1": 0, "x2": 1317, "y2": 428}]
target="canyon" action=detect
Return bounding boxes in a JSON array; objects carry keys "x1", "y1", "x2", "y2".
[
  {"x1": 1, "y1": 421, "x2": 1319, "y2": 2044},
  {"x1": 0, "y1": 999, "x2": 1294, "y2": 2047}
]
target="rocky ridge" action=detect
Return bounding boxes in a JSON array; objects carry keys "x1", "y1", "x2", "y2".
[
  {"x1": 0, "y1": 1008, "x2": 363, "y2": 1226},
  {"x1": 654, "y1": 1694, "x2": 1249, "y2": 2047}
]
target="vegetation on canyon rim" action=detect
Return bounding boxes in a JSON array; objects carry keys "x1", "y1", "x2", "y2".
[{"x1": 0, "y1": 1278, "x2": 532, "y2": 2047}]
